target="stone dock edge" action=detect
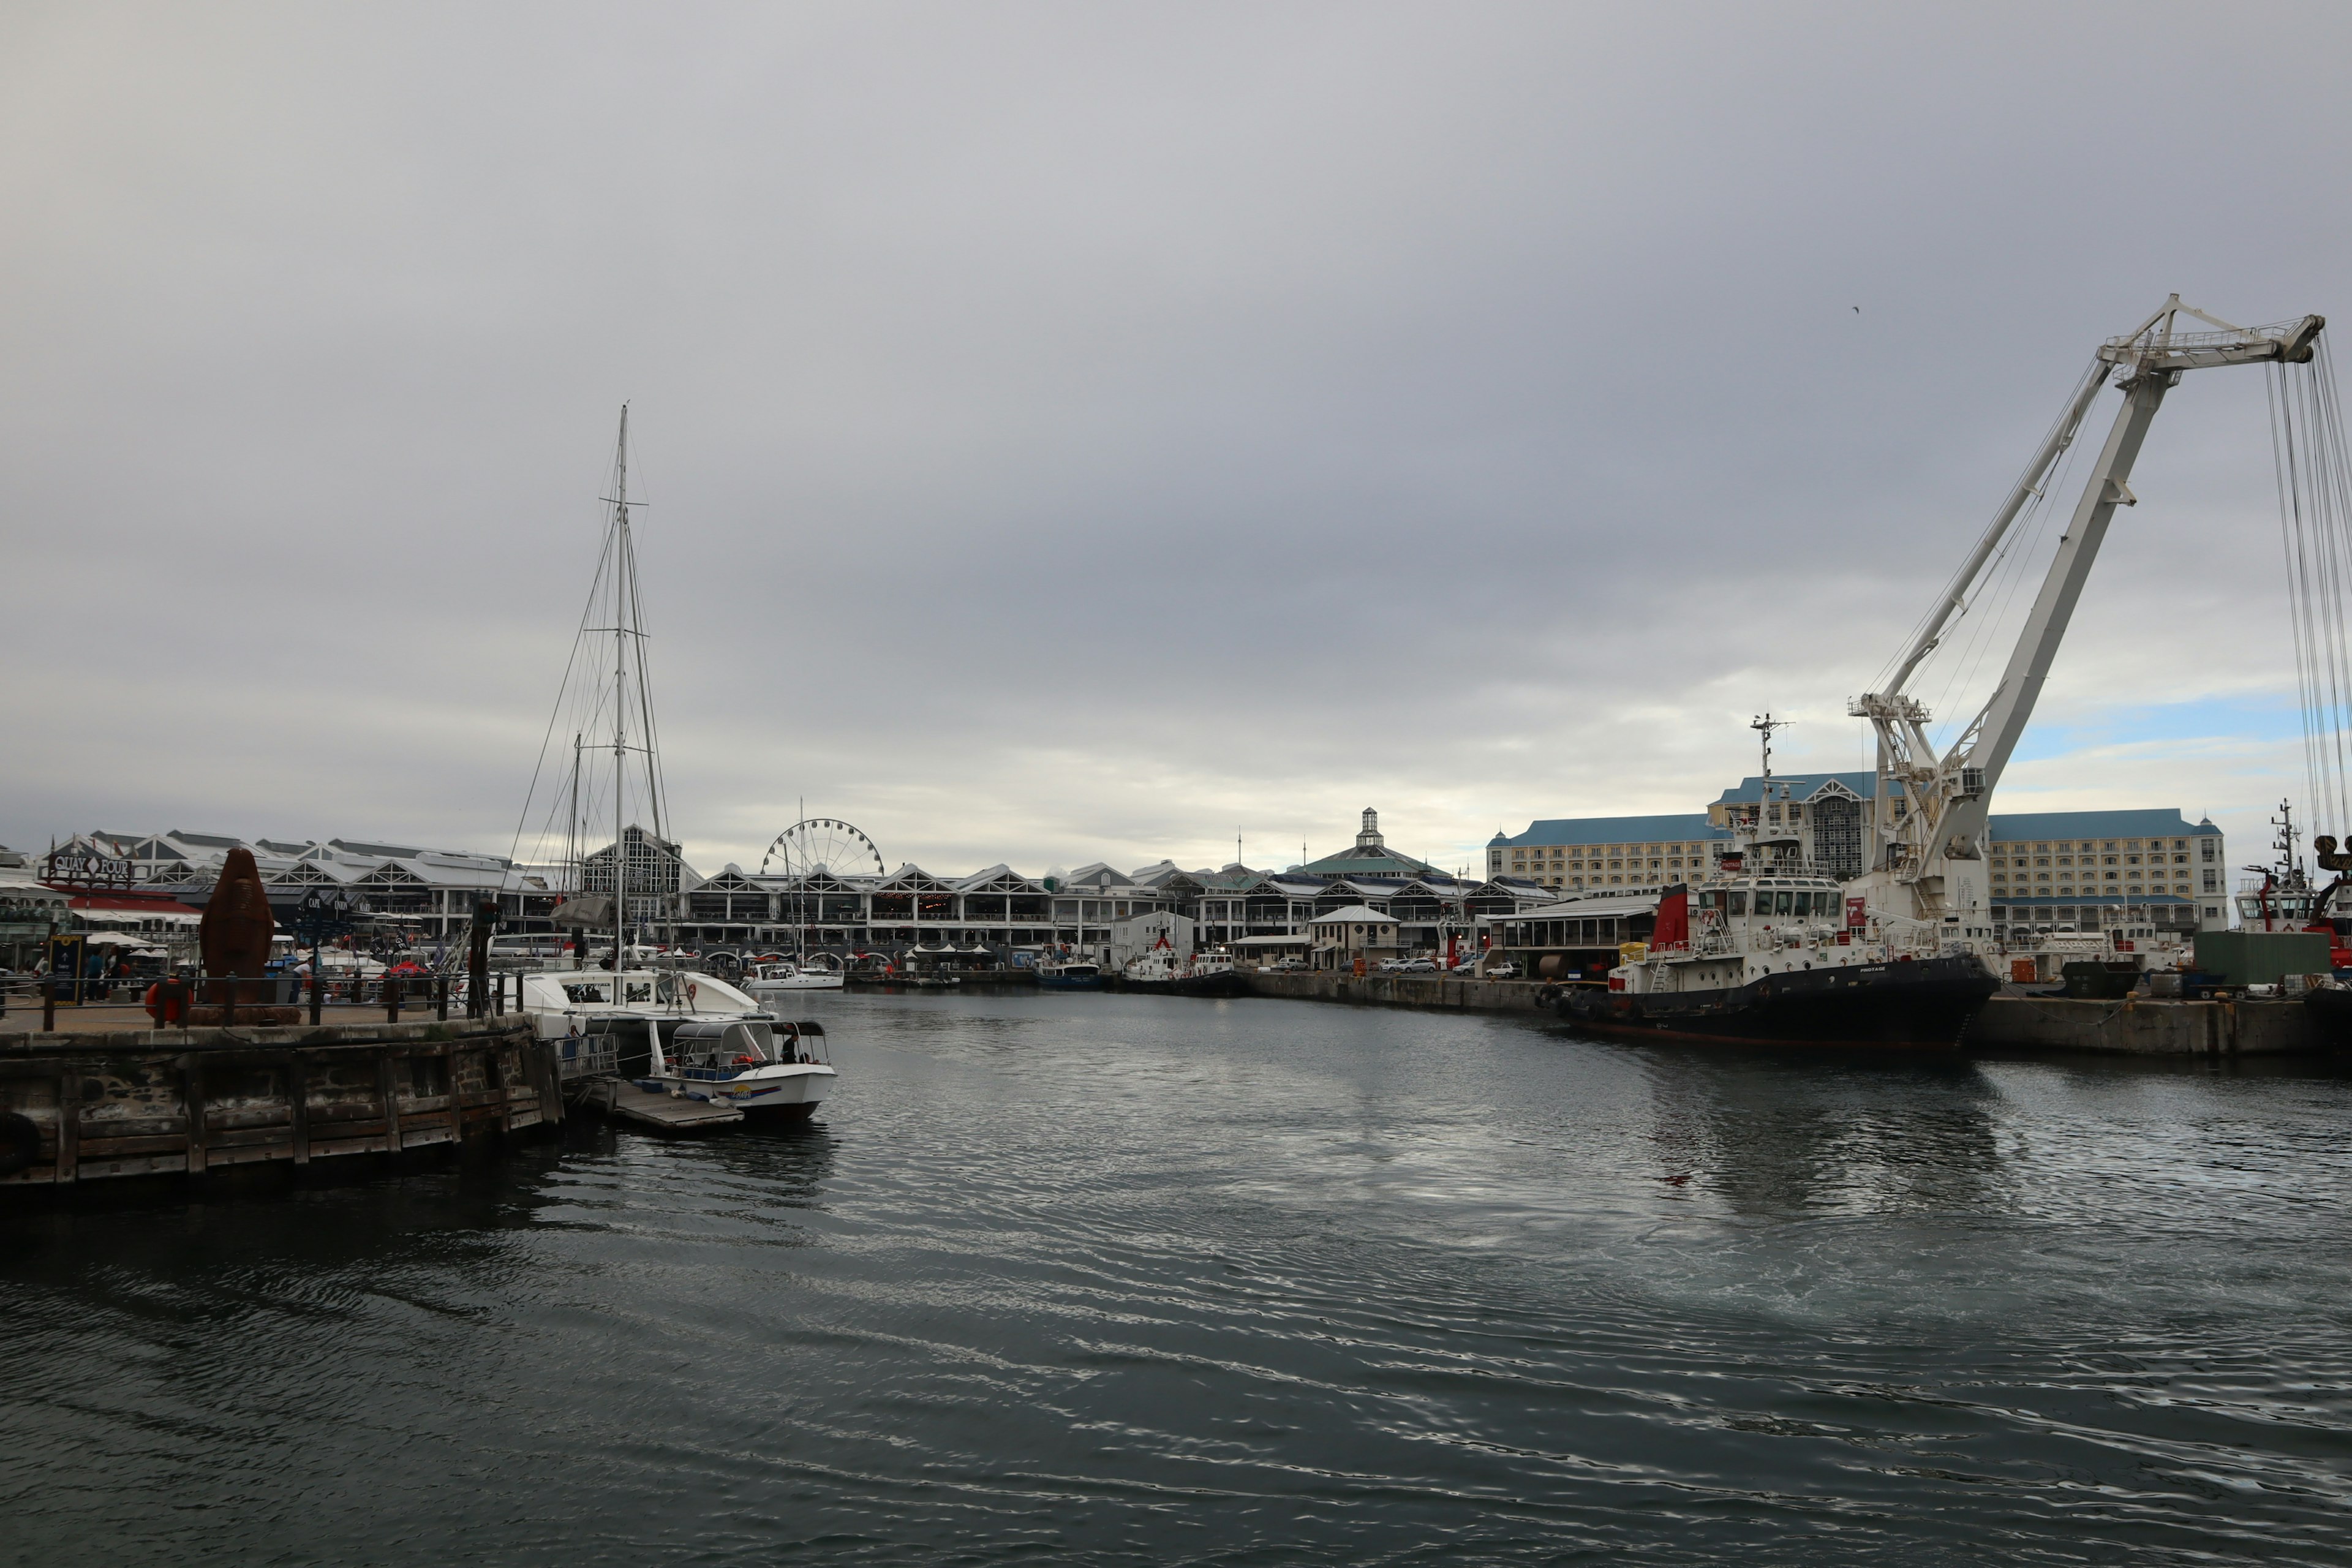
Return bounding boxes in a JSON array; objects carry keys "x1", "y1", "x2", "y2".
[
  {"x1": 0, "y1": 1016, "x2": 560, "y2": 1197},
  {"x1": 1237, "y1": 972, "x2": 2335, "y2": 1055}
]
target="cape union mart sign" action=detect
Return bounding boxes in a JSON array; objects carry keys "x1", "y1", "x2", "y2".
[{"x1": 43, "y1": 845, "x2": 138, "y2": 891}]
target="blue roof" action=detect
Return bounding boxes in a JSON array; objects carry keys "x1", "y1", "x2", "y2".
[
  {"x1": 1986, "y1": 810, "x2": 2218, "y2": 842},
  {"x1": 1710, "y1": 772, "x2": 1901, "y2": 805},
  {"x1": 1488, "y1": 813, "x2": 1729, "y2": 849}
]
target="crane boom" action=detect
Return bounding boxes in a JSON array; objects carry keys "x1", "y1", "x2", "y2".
[{"x1": 1849, "y1": 296, "x2": 2323, "y2": 928}]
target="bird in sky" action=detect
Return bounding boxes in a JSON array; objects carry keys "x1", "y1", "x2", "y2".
[{"x1": 1852, "y1": 304, "x2": 1861, "y2": 314}]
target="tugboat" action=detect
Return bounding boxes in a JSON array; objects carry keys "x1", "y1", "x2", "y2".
[
  {"x1": 1119, "y1": 938, "x2": 1248, "y2": 998},
  {"x1": 1553, "y1": 874, "x2": 1997, "y2": 1047}
]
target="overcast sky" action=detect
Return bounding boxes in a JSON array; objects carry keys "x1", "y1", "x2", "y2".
[{"x1": 6, "y1": 2, "x2": 2350, "y2": 878}]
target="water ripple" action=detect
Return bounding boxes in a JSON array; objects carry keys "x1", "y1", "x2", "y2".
[{"x1": 6, "y1": 992, "x2": 2352, "y2": 1564}]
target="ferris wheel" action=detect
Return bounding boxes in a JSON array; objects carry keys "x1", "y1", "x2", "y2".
[{"x1": 759, "y1": 818, "x2": 886, "y2": 880}]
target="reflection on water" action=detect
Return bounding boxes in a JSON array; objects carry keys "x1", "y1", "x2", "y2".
[
  {"x1": 1640, "y1": 1052, "x2": 2008, "y2": 1215},
  {"x1": 5, "y1": 992, "x2": 2352, "y2": 1566}
]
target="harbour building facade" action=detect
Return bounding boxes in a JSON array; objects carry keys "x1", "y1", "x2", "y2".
[
  {"x1": 1488, "y1": 788, "x2": 2228, "y2": 937},
  {"x1": 1485, "y1": 814, "x2": 1730, "y2": 893},
  {"x1": 1985, "y1": 810, "x2": 2226, "y2": 937}
]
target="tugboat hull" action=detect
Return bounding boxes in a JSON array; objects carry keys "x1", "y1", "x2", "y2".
[
  {"x1": 1115, "y1": 973, "x2": 1248, "y2": 998},
  {"x1": 1555, "y1": 954, "x2": 1997, "y2": 1047},
  {"x1": 2304, "y1": 983, "x2": 2352, "y2": 1047}
]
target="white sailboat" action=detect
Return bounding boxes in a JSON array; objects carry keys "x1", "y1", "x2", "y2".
[{"x1": 513, "y1": 407, "x2": 836, "y2": 1120}]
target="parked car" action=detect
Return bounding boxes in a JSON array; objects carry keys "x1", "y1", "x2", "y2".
[
  {"x1": 1398, "y1": 957, "x2": 1438, "y2": 973},
  {"x1": 1376, "y1": 957, "x2": 1410, "y2": 974},
  {"x1": 1268, "y1": 956, "x2": 1307, "y2": 972},
  {"x1": 1485, "y1": 960, "x2": 1520, "y2": 979}
]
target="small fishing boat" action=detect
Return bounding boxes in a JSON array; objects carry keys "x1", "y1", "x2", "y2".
[{"x1": 1036, "y1": 959, "x2": 1103, "y2": 991}]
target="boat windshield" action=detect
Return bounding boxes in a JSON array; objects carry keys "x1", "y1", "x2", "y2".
[{"x1": 536, "y1": 970, "x2": 760, "y2": 1011}]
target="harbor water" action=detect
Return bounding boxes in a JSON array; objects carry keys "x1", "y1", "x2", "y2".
[{"x1": 6, "y1": 992, "x2": 2352, "y2": 1564}]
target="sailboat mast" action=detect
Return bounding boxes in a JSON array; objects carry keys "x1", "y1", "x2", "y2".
[
  {"x1": 568, "y1": 730, "x2": 581, "y2": 907},
  {"x1": 612, "y1": 405, "x2": 630, "y2": 973}
]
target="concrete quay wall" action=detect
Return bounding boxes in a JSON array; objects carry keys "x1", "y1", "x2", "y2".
[
  {"x1": 1242, "y1": 971, "x2": 1555, "y2": 1014},
  {"x1": 1243, "y1": 973, "x2": 2334, "y2": 1055},
  {"x1": 1968, "y1": 995, "x2": 2324, "y2": 1056}
]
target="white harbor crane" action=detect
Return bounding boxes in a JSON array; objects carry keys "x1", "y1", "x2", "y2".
[{"x1": 1847, "y1": 297, "x2": 2325, "y2": 935}]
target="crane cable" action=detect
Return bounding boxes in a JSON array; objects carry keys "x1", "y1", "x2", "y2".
[{"x1": 2269, "y1": 337, "x2": 2352, "y2": 848}]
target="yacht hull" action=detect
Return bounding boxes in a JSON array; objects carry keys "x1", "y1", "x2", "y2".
[
  {"x1": 1555, "y1": 954, "x2": 1997, "y2": 1047},
  {"x1": 747, "y1": 977, "x2": 845, "y2": 998}
]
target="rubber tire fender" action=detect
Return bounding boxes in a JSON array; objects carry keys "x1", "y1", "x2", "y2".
[{"x1": 0, "y1": 1110, "x2": 40, "y2": 1178}]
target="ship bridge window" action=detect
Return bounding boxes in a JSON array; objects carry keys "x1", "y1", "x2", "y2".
[
  {"x1": 1728, "y1": 892, "x2": 1747, "y2": 916},
  {"x1": 1772, "y1": 891, "x2": 1793, "y2": 915}
]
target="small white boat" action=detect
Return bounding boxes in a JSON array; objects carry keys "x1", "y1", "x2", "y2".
[
  {"x1": 744, "y1": 957, "x2": 846, "y2": 999},
  {"x1": 657, "y1": 1017, "x2": 835, "y2": 1118},
  {"x1": 521, "y1": 966, "x2": 838, "y2": 1120}
]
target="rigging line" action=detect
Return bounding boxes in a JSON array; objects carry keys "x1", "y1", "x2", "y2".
[
  {"x1": 1922, "y1": 394, "x2": 2087, "y2": 753},
  {"x1": 2310, "y1": 346, "x2": 2352, "y2": 815},
  {"x1": 2271, "y1": 361, "x2": 2328, "y2": 843},
  {"x1": 616, "y1": 413, "x2": 671, "y2": 857},
  {"x1": 1925, "y1": 459, "x2": 2056, "y2": 749},
  {"x1": 2315, "y1": 341, "x2": 2352, "y2": 832},
  {"x1": 508, "y1": 511, "x2": 624, "y2": 870},
  {"x1": 1908, "y1": 360, "x2": 2100, "y2": 742},
  {"x1": 2301, "y1": 349, "x2": 2352, "y2": 839},
  {"x1": 620, "y1": 517, "x2": 669, "y2": 857},
  {"x1": 1866, "y1": 355, "x2": 2106, "y2": 696},
  {"x1": 2293, "y1": 357, "x2": 2342, "y2": 838}
]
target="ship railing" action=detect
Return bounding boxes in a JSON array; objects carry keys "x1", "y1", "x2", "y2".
[{"x1": 559, "y1": 1034, "x2": 620, "y2": 1080}]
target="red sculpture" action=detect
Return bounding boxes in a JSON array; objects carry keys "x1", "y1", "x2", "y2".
[
  {"x1": 201, "y1": 848, "x2": 276, "y2": 976},
  {"x1": 189, "y1": 848, "x2": 296, "y2": 1026}
]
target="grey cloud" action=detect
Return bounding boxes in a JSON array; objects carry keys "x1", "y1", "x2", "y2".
[{"x1": 5, "y1": 2, "x2": 2347, "y2": 872}]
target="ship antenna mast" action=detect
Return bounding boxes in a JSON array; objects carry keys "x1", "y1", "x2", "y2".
[{"x1": 1751, "y1": 713, "x2": 1789, "y2": 783}]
